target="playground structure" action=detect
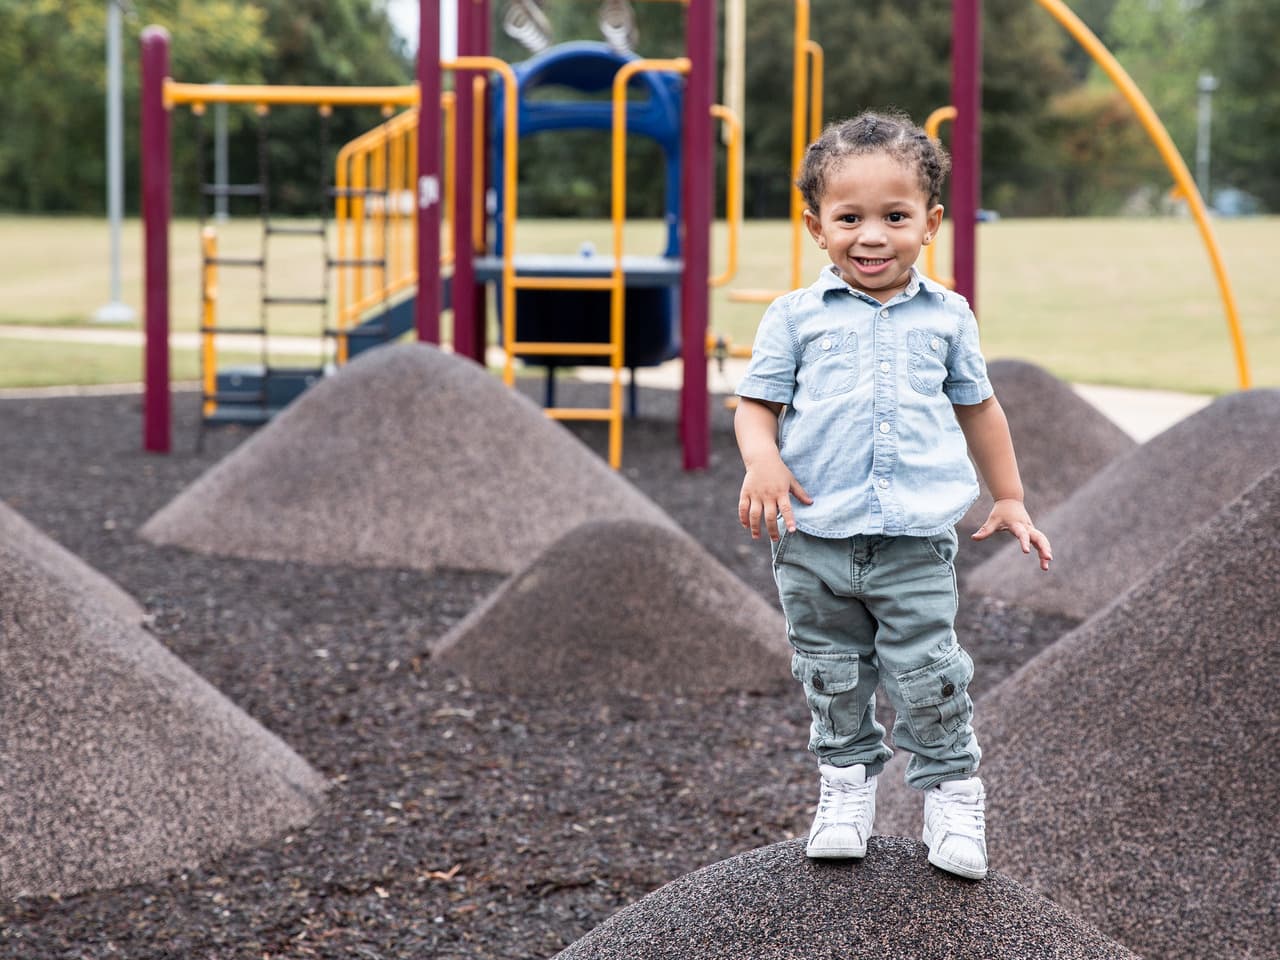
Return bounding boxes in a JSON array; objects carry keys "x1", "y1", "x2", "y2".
[{"x1": 140, "y1": 0, "x2": 1252, "y2": 468}]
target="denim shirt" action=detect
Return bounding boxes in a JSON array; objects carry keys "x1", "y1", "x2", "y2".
[{"x1": 736, "y1": 265, "x2": 993, "y2": 538}]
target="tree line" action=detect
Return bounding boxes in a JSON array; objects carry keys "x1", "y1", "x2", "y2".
[{"x1": 0, "y1": 0, "x2": 1274, "y2": 218}]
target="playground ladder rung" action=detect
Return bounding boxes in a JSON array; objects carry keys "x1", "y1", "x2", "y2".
[
  {"x1": 207, "y1": 256, "x2": 266, "y2": 268},
  {"x1": 265, "y1": 223, "x2": 327, "y2": 237},
  {"x1": 513, "y1": 341, "x2": 615, "y2": 358},
  {"x1": 545, "y1": 408, "x2": 615, "y2": 422},
  {"x1": 201, "y1": 325, "x2": 267, "y2": 336},
  {"x1": 328, "y1": 186, "x2": 390, "y2": 198},
  {"x1": 327, "y1": 257, "x2": 387, "y2": 269},
  {"x1": 263, "y1": 295, "x2": 328, "y2": 306},
  {"x1": 201, "y1": 184, "x2": 265, "y2": 197}
]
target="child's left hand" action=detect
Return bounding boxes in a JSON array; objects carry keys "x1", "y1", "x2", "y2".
[{"x1": 972, "y1": 498, "x2": 1052, "y2": 571}]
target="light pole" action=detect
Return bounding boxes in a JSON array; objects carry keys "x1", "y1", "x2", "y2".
[
  {"x1": 93, "y1": 0, "x2": 136, "y2": 324},
  {"x1": 1195, "y1": 71, "x2": 1218, "y2": 207}
]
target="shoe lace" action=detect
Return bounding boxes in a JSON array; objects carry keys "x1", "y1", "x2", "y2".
[
  {"x1": 933, "y1": 790, "x2": 985, "y2": 840},
  {"x1": 816, "y1": 775, "x2": 874, "y2": 828}
]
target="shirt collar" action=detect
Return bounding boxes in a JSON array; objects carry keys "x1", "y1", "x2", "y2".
[{"x1": 810, "y1": 264, "x2": 932, "y2": 305}]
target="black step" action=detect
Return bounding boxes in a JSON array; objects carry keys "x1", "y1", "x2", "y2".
[
  {"x1": 206, "y1": 256, "x2": 265, "y2": 268},
  {"x1": 201, "y1": 184, "x2": 264, "y2": 197},
  {"x1": 210, "y1": 389, "x2": 266, "y2": 405},
  {"x1": 200, "y1": 325, "x2": 267, "y2": 335},
  {"x1": 327, "y1": 257, "x2": 387, "y2": 268},
  {"x1": 263, "y1": 295, "x2": 327, "y2": 306},
  {"x1": 265, "y1": 223, "x2": 326, "y2": 236}
]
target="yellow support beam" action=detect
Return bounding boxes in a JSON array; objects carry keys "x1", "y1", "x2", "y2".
[{"x1": 165, "y1": 80, "x2": 417, "y2": 110}]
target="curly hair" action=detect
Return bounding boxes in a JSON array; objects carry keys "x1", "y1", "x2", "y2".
[{"x1": 795, "y1": 110, "x2": 952, "y2": 213}]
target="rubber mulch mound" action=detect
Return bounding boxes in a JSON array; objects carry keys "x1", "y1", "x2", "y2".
[
  {"x1": 967, "y1": 387, "x2": 1280, "y2": 618},
  {"x1": 140, "y1": 343, "x2": 674, "y2": 575},
  {"x1": 432, "y1": 519, "x2": 791, "y2": 696},
  {"x1": 876, "y1": 466, "x2": 1280, "y2": 960},
  {"x1": 956, "y1": 359, "x2": 1134, "y2": 577},
  {"x1": 553, "y1": 837, "x2": 1138, "y2": 959},
  {"x1": 0, "y1": 500, "x2": 327, "y2": 900},
  {"x1": 0, "y1": 374, "x2": 1145, "y2": 959}
]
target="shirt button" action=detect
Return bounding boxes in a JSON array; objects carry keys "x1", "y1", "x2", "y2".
[
  {"x1": 821, "y1": 338, "x2": 832, "y2": 351},
  {"x1": 879, "y1": 361, "x2": 890, "y2": 373},
  {"x1": 930, "y1": 337, "x2": 941, "y2": 350},
  {"x1": 880, "y1": 310, "x2": 890, "y2": 319},
  {"x1": 879, "y1": 422, "x2": 891, "y2": 434},
  {"x1": 877, "y1": 478, "x2": 889, "y2": 489}
]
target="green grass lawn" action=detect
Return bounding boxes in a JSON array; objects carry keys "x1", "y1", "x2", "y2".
[{"x1": 0, "y1": 214, "x2": 1274, "y2": 392}]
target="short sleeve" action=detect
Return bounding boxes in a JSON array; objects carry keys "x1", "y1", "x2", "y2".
[
  {"x1": 735, "y1": 296, "x2": 799, "y2": 406},
  {"x1": 943, "y1": 304, "x2": 994, "y2": 405}
]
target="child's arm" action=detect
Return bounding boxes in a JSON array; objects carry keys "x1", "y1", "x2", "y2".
[
  {"x1": 953, "y1": 396, "x2": 1053, "y2": 571},
  {"x1": 735, "y1": 397, "x2": 813, "y2": 542}
]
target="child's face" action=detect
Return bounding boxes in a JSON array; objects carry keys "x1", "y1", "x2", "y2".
[{"x1": 803, "y1": 152, "x2": 944, "y2": 304}]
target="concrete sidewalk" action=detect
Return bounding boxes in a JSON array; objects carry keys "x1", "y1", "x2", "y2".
[
  {"x1": 571, "y1": 354, "x2": 1213, "y2": 443},
  {"x1": 0, "y1": 323, "x2": 1213, "y2": 442}
]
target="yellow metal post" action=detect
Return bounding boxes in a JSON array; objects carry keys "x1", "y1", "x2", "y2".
[
  {"x1": 923, "y1": 105, "x2": 957, "y2": 290},
  {"x1": 200, "y1": 226, "x2": 219, "y2": 417}
]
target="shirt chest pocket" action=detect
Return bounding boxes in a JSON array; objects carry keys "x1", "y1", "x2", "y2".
[
  {"x1": 908, "y1": 328, "x2": 950, "y2": 396},
  {"x1": 801, "y1": 331, "x2": 859, "y2": 400}
]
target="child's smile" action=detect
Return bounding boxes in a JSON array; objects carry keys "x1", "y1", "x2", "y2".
[{"x1": 803, "y1": 152, "x2": 944, "y2": 303}]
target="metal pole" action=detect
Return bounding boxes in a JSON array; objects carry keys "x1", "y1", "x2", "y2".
[
  {"x1": 1196, "y1": 72, "x2": 1217, "y2": 205},
  {"x1": 94, "y1": 0, "x2": 136, "y2": 324},
  {"x1": 679, "y1": 0, "x2": 713, "y2": 471},
  {"x1": 214, "y1": 86, "x2": 229, "y2": 222},
  {"x1": 950, "y1": 0, "x2": 981, "y2": 312},
  {"x1": 416, "y1": 0, "x2": 442, "y2": 342},
  {"x1": 451, "y1": 0, "x2": 479, "y2": 360},
  {"x1": 141, "y1": 25, "x2": 171, "y2": 452}
]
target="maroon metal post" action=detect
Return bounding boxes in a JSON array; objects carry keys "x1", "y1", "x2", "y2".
[
  {"x1": 470, "y1": 0, "x2": 491, "y2": 361},
  {"x1": 678, "y1": 0, "x2": 714, "y2": 470},
  {"x1": 950, "y1": 0, "x2": 981, "y2": 312},
  {"x1": 141, "y1": 26, "x2": 171, "y2": 453},
  {"x1": 416, "y1": 0, "x2": 442, "y2": 342},
  {"x1": 450, "y1": 0, "x2": 488, "y2": 364}
]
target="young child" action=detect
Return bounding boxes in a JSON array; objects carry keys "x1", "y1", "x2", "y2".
[{"x1": 734, "y1": 110, "x2": 1052, "y2": 880}]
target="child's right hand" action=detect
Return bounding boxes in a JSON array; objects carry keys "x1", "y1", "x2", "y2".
[{"x1": 738, "y1": 460, "x2": 813, "y2": 542}]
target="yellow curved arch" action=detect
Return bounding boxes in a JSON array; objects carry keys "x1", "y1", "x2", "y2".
[{"x1": 1034, "y1": 0, "x2": 1251, "y2": 389}]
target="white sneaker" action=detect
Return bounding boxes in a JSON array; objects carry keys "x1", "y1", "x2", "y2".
[
  {"x1": 922, "y1": 777, "x2": 988, "y2": 879},
  {"x1": 806, "y1": 764, "x2": 877, "y2": 859}
]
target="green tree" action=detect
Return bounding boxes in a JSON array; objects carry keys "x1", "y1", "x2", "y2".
[
  {"x1": 1204, "y1": 0, "x2": 1280, "y2": 210},
  {"x1": 0, "y1": 0, "x2": 268, "y2": 212},
  {"x1": 1103, "y1": 0, "x2": 1212, "y2": 162},
  {"x1": 741, "y1": 0, "x2": 1071, "y2": 217},
  {"x1": 0, "y1": 0, "x2": 411, "y2": 215}
]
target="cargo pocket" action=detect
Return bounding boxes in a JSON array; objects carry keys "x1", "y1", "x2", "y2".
[
  {"x1": 896, "y1": 646, "x2": 973, "y2": 747},
  {"x1": 791, "y1": 650, "x2": 864, "y2": 744},
  {"x1": 907, "y1": 328, "x2": 949, "y2": 396}
]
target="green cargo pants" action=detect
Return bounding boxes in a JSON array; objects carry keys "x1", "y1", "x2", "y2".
[{"x1": 771, "y1": 526, "x2": 980, "y2": 789}]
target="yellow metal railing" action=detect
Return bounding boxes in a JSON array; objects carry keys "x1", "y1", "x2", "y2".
[
  {"x1": 923, "y1": 105, "x2": 958, "y2": 290},
  {"x1": 333, "y1": 107, "x2": 418, "y2": 361},
  {"x1": 331, "y1": 94, "x2": 460, "y2": 363}
]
